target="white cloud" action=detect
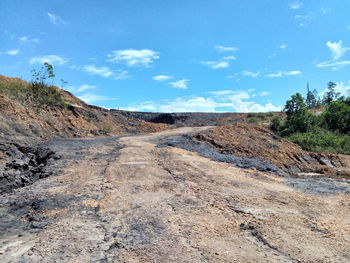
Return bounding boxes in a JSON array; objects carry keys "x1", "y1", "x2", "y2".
[
  {"x1": 294, "y1": 14, "x2": 311, "y2": 27},
  {"x1": 107, "y1": 49, "x2": 160, "y2": 67},
  {"x1": 347, "y1": 25, "x2": 350, "y2": 31},
  {"x1": 123, "y1": 89, "x2": 281, "y2": 113},
  {"x1": 259, "y1": 91, "x2": 270, "y2": 96},
  {"x1": 316, "y1": 60, "x2": 350, "y2": 71},
  {"x1": 320, "y1": 7, "x2": 329, "y2": 14},
  {"x1": 222, "y1": 56, "x2": 236, "y2": 60},
  {"x1": 326, "y1": 41, "x2": 349, "y2": 60},
  {"x1": 114, "y1": 70, "x2": 131, "y2": 80},
  {"x1": 214, "y1": 45, "x2": 238, "y2": 52},
  {"x1": 66, "y1": 84, "x2": 96, "y2": 93},
  {"x1": 29, "y1": 55, "x2": 68, "y2": 65},
  {"x1": 242, "y1": 70, "x2": 260, "y2": 77},
  {"x1": 289, "y1": 2, "x2": 303, "y2": 10},
  {"x1": 267, "y1": 70, "x2": 302, "y2": 77},
  {"x1": 19, "y1": 36, "x2": 39, "y2": 44},
  {"x1": 169, "y1": 79, "x2": 189, "y2": 89},
  {"x1": 279, "y1": 44, "x2": 287, "y2": 49},
  {"x1": 47, "y1": 13, "x2": 66, "y2": 25},
  {"x1": 83, "y1": 65, "x2": 114, "y2": 78},
  {"x1": 78, "y1": 93, "x2": 110, "y2": 104},
  {"x1": 201, "y1": 61, "x2": 230, "y2": 69},
  {"x1": 6, "y1": 49, "x2": 19, "y2": 55},
  {"x1": 153, "y1": 75, "x2": 172, "y2": 82},
  {"x1": 209, "y1": 90, "x2": 238, "y2": 96}
]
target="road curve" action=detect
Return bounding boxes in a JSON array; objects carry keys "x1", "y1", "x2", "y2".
[{"x1": 1, "y1": 127, "x2": 349, "y2": 262}]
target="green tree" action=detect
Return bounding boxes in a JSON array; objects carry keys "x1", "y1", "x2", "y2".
[
  {"x1": 305, "y1": 83, "x2": 318, "y2": 108},
  {"x1": 282, "y1": 93, "x2": 313, "y2": 135},
  {"x1": 31, "y1": 62, "x2": 55, "y2": 86},
  {"x1": 323, "y1": 81, "x2": 340, "y2": 105},
  {"x1": 323, "y1": 101, "x2": 350, "y2": 134}
]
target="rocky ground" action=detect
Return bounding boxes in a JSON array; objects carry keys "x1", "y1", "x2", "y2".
[{"x1": 1, "y1": 127, "x2": 349, "y2": 262}]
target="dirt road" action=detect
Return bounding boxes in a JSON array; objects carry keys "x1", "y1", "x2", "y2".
[{"x1": 1, "y1": 127, "x2": 349, "y2": 262}]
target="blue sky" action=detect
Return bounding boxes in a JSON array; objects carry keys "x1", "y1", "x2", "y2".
[{"x1": 1, "y1": 0, "x2": 350, "y2": 112}]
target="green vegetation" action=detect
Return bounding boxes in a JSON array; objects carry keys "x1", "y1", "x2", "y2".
[
  {"x1": 247, "y1": 112, "x2": 274, "y2": 119},
  {"x1": 0, "y1": 63, "x2": 68, "y2": 108},
  {"x1": 288, "y1": 129, "x2": 350, "y2": 155},
  {"x1": 247, "y1": 118, "x2": 258, "y2": 124},
  {"x1": 270, "y1": 82, "x2": 350, "y2": 154},
  {"x1": 99, "y1": 126, "x2": 112, "y2": 135}
]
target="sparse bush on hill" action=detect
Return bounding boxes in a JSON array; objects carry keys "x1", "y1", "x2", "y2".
[
  {"x1": 269, "y1": 116, "x2": 282, "y2": 133},
  {"x1": 247, "y1": 112, "x2": 273, "y2": 119},
  {"x1": 0, "y1": 63, "x2": 68, "y2": 109}
]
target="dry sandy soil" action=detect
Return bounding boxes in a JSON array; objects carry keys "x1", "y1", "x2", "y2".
[{"x1": 0, "y1": 127, "x2": 349, "y2": 262}]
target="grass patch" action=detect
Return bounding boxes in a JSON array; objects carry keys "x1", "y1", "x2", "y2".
[
  {"x1": 0, "y1": 76, "x2": 67, "y2": 108},
  {"x1": 247, "y1": 112, "x2": 274, "y2": 119},
  {"x1": 288, "y1": 129, "x2": 350, "y2": 154}
]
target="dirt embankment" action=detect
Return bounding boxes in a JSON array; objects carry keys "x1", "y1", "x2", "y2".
[
  {"x1": 0, "y1": 75, "x2": 170, "y2": 193},
  {"x1": 193, "y1": 123, "x2": 350, "y2": 177}
]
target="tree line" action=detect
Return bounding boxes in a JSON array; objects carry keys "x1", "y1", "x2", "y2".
[{"x1": 270, "y1": 82, "x2": 350, "y2": 154}]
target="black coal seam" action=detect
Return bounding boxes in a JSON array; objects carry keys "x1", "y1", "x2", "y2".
[{"x1": 158, "y1": 135, "x2": 288, "y2": 177}]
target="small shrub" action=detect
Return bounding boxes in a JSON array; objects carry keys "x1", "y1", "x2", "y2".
[
  {"x1": 269, "y1": 116, "x2": 282, "y2": 133},
  {"x1": 247, "y1": 118, "x2": 258, "y2": 124},
  {"x1": 99, "y1": 127, "x2": 112, "y2": 135}
]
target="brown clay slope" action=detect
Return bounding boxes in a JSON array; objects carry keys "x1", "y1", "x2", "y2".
[
  {"x1": 0, "y1": 75, "x2": 169, "y2": 139},
  {"x1": 195, "y1": 123, "x2": 350, "y2": 177}
]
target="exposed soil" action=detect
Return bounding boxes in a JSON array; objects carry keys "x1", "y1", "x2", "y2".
[
  {"x1": 0, "y1": 127, "x2": 349, "y2": 262},
  {"x1": 194, "y1": 123, "x2": 350, "y2": 177}
]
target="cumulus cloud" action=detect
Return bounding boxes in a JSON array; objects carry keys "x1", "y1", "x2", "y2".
[
  {"x1": 6, "y1": 49, "x2": 19, "y2": 55},
  {"x1": 29, "y1": 55, "x2": 68, "y2": 65},
  {"x1": 266, "y1": 70, "x2": 302, "y2": 77},
  {"x1": 214, "y1": 45, "x2": 238, "y2": 52},
  {"x1": 107, "y1": 49, "x2": 160, "y2": 67},
  {"x1": 169, "y1": 79, "x2": 189, "y2": 89},
  {"x1": 326, "y1": 41, "x2": 349, "y2": 60},
  {"x1": 47, "y1": 13, "x2": 66, "y2": 25},
  {"x1": 289, "y1": 2, "x2": 303, "y2": 10},
  {"x1": 153, "y1": 75, "x2": 172, "y2": 82},
  {"x1": 19, "y1": 36, "x2": 39, "y2": 44},
  {"x1": 316, "y1": 41, "x2": 350, "y2": 70},
  {"x1": 123, "y1": 89, "x2": 281, "y2": 113}
]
